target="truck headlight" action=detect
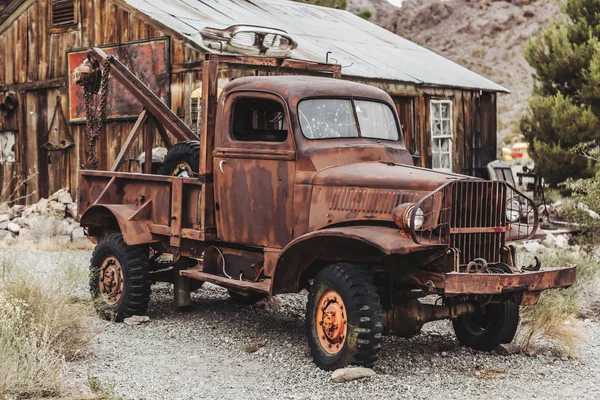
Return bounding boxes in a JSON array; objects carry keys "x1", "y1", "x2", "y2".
[
  {"x1": 392, "y1": 203, "x2": 425, "y2": 231},
  {"x1": 506, "y1": 198, "x2": 521, "y2": 223}
]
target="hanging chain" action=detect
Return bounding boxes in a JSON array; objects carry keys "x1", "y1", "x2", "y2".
[{"x1": 83, "y1": 56, "x2": 112, "y2": 169}]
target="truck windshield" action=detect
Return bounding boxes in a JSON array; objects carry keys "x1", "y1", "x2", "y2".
[{"x1": 298, "y1": 99, "x2": 399, "y2": 141}]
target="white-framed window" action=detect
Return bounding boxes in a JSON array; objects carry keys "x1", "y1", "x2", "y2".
[{"x1": 430, "y1": 100, "x2": 453, "y2": 171}]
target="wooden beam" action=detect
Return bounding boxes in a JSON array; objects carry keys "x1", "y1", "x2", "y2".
[
  {"x1": 0, "y1": 77, "x2": 66, "y2": 92},
  {"x1": 88, "y1": 47, "x2": 198, "y2": 142},
  {"x1": 0, "y1": 0, "x2": 34, "y2": 34},
  {"x1": 110, "y1": 109, "x2": 148, "y2": 171},
  {"x1": 144, "y1": 121, "x2": 153, "y2": 174},
  {"x1": 154, "y1": 117, "x2": 173, "y2": 149}
]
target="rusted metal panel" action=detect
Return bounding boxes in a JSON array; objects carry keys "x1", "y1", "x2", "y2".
[{"x1": 444, "y1": 265, "x2": 577, "y2": 295}]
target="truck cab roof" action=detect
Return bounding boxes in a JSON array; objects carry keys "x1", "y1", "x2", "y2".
[{"x1": 221, "y1": 75, "x2": 394, "y2": 106}]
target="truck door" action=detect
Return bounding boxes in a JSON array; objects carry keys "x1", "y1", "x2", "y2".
[{"x1": 214, "y1": 93, "x2": 295, "y2": 248}]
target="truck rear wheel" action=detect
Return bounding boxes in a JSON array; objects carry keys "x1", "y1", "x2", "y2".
[
  {"x1": 306, "y1": 263, "x2": 383, "y2": 371},
  {"x1": 452, "y1": 300, "x2": 519, "y2": 351},
  {"x1": 160, "y1": 141, "x2": 200, "y2": 177},
  {"x1": 90, "y1": 233, "x2": 152, "y2": 322}
]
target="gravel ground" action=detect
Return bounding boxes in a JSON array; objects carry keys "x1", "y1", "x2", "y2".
[{"x1": 3, "y1": 249, "x2": 598, "y2": 399}]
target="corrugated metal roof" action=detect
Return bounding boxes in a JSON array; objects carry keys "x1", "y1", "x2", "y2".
[{"x1": 120, "y1": 0, "x2": 509, "y2": 93}]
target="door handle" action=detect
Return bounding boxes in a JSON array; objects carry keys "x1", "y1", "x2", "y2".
[{"x1": 219, "y1": 160, "x2": 227, "y2": 174}]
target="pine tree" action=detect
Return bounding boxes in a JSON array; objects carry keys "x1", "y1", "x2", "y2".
[{"x1": 521, "y1": 0, "x2": 600, "y2": 186}]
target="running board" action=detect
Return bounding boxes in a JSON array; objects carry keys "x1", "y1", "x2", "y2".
[{"x1": 180, "y1": 269, "x2": 271, "y2": 294}]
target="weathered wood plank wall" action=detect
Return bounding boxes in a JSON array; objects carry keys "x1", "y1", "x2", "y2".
[
  {"x1": 0, "y1": 0, "x2": 203, "y2": 202},
  {"x1": 0, "y1": 0, "x2": 497, "y2": 204}
]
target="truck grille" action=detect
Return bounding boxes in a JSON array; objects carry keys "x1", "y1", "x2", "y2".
[
  {"x1": 450, "y1": 181, "x2": 507, "y2": 265},
  {"x1": 411, "y1": 179, "x2": 537, "y2": 268}
]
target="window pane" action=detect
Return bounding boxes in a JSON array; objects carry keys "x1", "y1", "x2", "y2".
[
  {"x1": 441, "y1": 138, "x2": 450, "y2": 152},
  {"x1": 432, "y1": 103, "x2": 440, "y2": 119},
  {"x1": 440, "y1": 153, "x2": 451, "y2": 169},
  {"x1": 355, "y1": 100, "x2": 399, "y2": 140},
  {"x1": 232, "y1": 98, "x2": 288, "y2": 142},
  {"x1": 432, "y1": 153, "x2": 440, "y2": 169},
  {"x1": 432, "y1": 121, "x2": 441, "y2": 137},
  {"x1": 298, "y1": 99, "x2": 358, "y2": 139},
  {"x1": 441, "y1": 120, "x2": 451, "y2": 136},
  {"x1": 441, "y1": 103, "x2": 450, "y2": 119}
]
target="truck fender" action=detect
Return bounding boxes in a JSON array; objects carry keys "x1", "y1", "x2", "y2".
[
  {"x1": 271, "y1": 226, "x2": 444, "y2": 294},
  {"x1": 79, "y1": 204, "x2": 154, "y2": 246}
]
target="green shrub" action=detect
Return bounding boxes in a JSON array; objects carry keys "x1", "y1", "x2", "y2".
[{"x1": 562, "y1": 176, "x2": 600, "y2": 251}]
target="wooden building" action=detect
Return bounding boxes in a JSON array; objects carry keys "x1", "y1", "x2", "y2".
[{"x1": 0, "y1": 0, "x2": 508, "y2": 203}]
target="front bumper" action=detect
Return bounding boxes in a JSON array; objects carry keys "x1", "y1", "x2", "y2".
[{"x1": 444, "y1": 265, "x2": 576, "y2": 297}]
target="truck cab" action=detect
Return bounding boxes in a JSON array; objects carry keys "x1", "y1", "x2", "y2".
[{"x1": 77, "y1": 52, "x2": 576, "y2": 371}]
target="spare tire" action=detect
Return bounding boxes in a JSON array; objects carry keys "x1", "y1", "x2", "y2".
[{"x1": 160, "y1": 141, "x2": 200, "y2": 177}]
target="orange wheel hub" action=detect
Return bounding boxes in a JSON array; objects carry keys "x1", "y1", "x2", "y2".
[
  {"x1": 316, "y1": 290, "x2": 348, "y2": 354},
  {"x1": 99, "y1": 256, "x2": 124, "y2": 305}
]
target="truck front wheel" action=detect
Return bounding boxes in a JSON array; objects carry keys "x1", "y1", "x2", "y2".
[
  {"x1": 90, "y1": 234, "x2": 152, "y2": 322},
  {"x1": 306, "y1": 263, "x2": 383, "y2": 371},
  {"x1": 452, "y1": 300, "x2": 519, "y2": 351}
]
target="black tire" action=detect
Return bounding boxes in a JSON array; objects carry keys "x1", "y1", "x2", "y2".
[
  {"x1": 228, "y1": 289, "x2": 268, "y2": 305},
  {"x1": 90, "y1": 233, "x2": 152, "y2": 322},
  {"x1": 306, "y1": 263, "x2": 383, "y2": 371},
  {"x1": 160, "y1": 141, "x2": 200, "y2": 176},
  {"x1": 452, "y1": 301, "x2": 519, "y2": 351}
]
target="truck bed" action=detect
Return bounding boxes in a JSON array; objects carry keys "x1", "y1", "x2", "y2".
[{"x1": 78, "y1": 170, "x2": 213, "y2": 248}]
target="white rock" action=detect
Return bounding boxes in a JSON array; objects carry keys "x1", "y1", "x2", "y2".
[
  {"x1": 2, "y1": 234, "x2": 16, "y2": 245},
  {"x1": 58, "y1": 191, "x2": 73, "y2": 204},
  {"x1": 7, "y1": 222, "x2": 20, "y2": 234},
  {"x1": 0, "y1": 230, "x2": 14, "y2": 240},
  {"x1": 66, "y1": 203, "x2": 78, "y2": 218},
  {"x1": 0, "y1": 221, "x2": 9, "y2": 230},
  {"x1": 495, "y1": 343, "x2": 521, "y2": 356},
  {"x1": 71, "y1": 227, "x2": 86, "y2": 241},
  {"x1": 37, "y1": 198, "x2": 49, "y2": 212},
  {"x1": 61, "y1": 220, "x2": 74, "y2": 236},
  {"x1": 12, "y1": 217, "x2": 26, "y2": 227},
  {"x1": 123, "y1": 315, "x2": 151, "y2": 326},
  {"x1": 55, "y1": 235, "x2": 71, "y2": 245},
  {"x1": 523, "y1": 240, "x2": 544, "y2": 253},
  {"x1": 331, "y1": 367, "x2": 376, "y2": 383},
  {"x1": 0, "y1": 214, "x2": 10, "y2": 223},
  {"x1": 554, "y1": 234, "x2": 569, "y2": 249},
  {"x1": 18, "y1": 228, "x2": 36, "y2": 241},
  {"x1": 49, "y1": 201, "x2": 66, "y2": 214},
  {"x1": 254, "y1": 296, "x2": 283, "y2": 310},
  {"x1": 542, "y1": 234, "x2": 556, "y2": 248}
]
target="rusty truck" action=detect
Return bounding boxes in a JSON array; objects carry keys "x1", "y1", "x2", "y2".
[{"x1": 76, "y1": 48, "x2": 576, "y2": 371}]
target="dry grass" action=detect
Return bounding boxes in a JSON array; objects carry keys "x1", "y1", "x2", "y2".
[
  {"x1": 0, "y1": 254, "x2": 94, "y2": 398},
  {"x1": 0, "y1": 235, "x2": 95, "y2": 252},
  {"x1": 516, "y1": 249, "x2": 600, "y2": 356}
]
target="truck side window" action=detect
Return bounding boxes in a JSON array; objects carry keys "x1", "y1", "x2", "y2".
[{"x1": 231, "y1": 98, "x2": 288, "y2": 142}]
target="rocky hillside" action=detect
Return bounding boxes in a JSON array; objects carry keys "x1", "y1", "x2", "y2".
[{"x1": 347, "y1": 0, "x2": 563, "y2": 145}]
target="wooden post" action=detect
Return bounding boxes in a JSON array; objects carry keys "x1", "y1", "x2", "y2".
[
  {"x1": 198, "y1": 55, "x2": 219, "y2": 177},
  {"x1": 144, "y1": 119, "x2": 153, "y2": 174},
  {"x1": 154, "y1": 117, "x2": 173, "y2": 149}
]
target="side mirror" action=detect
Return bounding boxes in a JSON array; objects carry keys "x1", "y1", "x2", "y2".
[{"x1": 411, "y1": 151, "x2": 420, "y2": 165}]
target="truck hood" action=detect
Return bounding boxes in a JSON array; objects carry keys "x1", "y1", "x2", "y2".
[{"x1": 312, "y1": 162, "x2": 471, "y2": 192}]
